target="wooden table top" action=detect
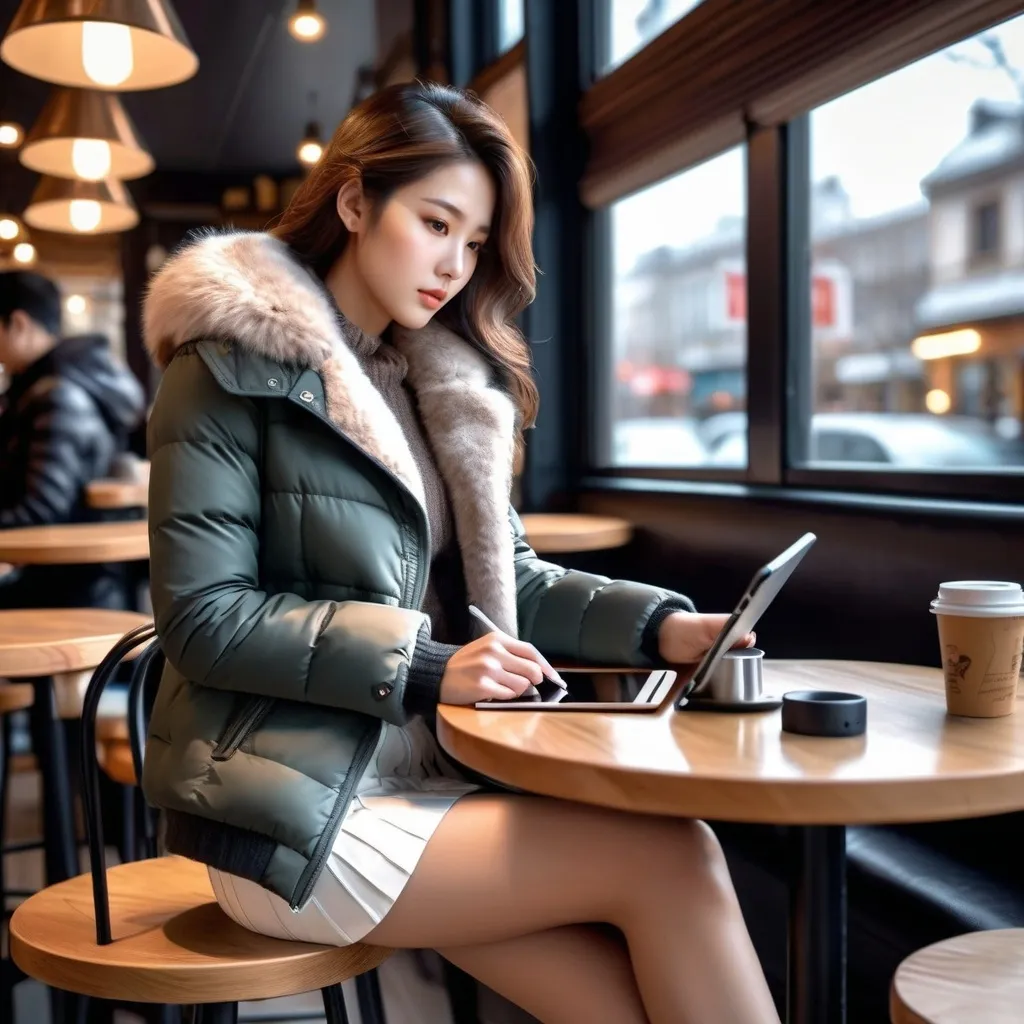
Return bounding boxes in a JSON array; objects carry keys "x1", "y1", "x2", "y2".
[
  {"x1": 0, "y1": 609, "x2": 150, "y2": 677},
  {"x1": 519, "y1": 514, "x2": 633, "y2": 553},
  {"x1": 85, "y1": 479, "x2": 149, "y2": 510},
  {"x1": 890, "y1": 928, "x2": 1024, "y2": 1023},
  {"x1": 0, "y1": 520, "x2": 149, "y2": 565},
  {"x1": 437, "y1": 660, "x2": 1024, "y2": 825}
]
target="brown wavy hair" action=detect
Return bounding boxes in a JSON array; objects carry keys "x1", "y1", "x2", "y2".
[{"x1": 272, "y1": 80, "x2": 539, "y2": 448}]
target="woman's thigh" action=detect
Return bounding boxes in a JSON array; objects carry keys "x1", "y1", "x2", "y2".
[{"x1": 364, "y1": 792, "x2": 717, "y2": 950}]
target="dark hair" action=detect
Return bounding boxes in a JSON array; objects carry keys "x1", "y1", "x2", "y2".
[
  {"x1": 273, "y1": 80, "x2": 539, "y2": 450},
  {"x1": 0, "y1": 270, "x2": 61, "y2": 335}
]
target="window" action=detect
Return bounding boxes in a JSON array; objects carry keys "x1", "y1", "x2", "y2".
[
  {"x1": 602, "y1": 146, "x2": 747, "y2": 469},
  {"x1": 972, "y1": 200, "x2": 1000, "y2": 259},
  {"x1": 498, "y1": 0, "x2": 524, "y2": 52},
  {"x1": 803, "y1": 12, "x2": 1024, "y2": 473},
  {"x1": 600, "y1": 0, "x2": 705, "y2": 73}
]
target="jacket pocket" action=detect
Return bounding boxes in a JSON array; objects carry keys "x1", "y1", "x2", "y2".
[{"x1": 210, "y1": 695, "x2": 276, "y2": 761}]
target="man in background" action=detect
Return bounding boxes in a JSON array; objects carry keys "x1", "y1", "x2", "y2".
[{"x1": 0, "y1": 270, "x2": 145, "y2": 608}]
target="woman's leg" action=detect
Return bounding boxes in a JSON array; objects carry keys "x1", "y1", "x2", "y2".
[
  {"x1": 440, "y1": 924, "x2": 647, "y2": 1024},
  {"x1": 365, "y1": 794, "x2": 779, "y2": 1024}
]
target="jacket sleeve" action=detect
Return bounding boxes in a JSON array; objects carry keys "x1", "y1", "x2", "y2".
[
  {"x1": 511, "y1": 507, "x2": 695, "y2": 666},
  {"x1": 148, "y1": 351, "x2": 433, "y2": 726},
  {"x1": 0, "y1": 380, "x2": 96, "y2": 528}
]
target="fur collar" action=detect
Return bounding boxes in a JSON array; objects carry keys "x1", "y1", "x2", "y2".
[{"x1": 144, "y1": 230, "x2": 519, "y2": 634}]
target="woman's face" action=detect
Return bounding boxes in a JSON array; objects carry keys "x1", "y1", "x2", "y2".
[{"x1": 338, "y1": 160, "x2": 496, "y2": 332}]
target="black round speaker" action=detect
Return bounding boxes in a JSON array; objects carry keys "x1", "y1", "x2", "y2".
[{"x1": 781, "y1": 690, "x2": 867, "y2": 737}]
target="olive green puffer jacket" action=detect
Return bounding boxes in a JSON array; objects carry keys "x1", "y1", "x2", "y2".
[{"x1": 141, "y1": 231, "x2": 693, "y2": 910}]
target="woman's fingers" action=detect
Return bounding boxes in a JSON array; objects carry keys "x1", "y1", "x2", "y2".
[{"x1": 499, "y1": 635, "x2": 564, "y2": 683}]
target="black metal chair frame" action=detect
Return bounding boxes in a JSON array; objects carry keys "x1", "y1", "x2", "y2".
[{"x1": 78, "y1": 623, "x2": 387, "y2": 1024}]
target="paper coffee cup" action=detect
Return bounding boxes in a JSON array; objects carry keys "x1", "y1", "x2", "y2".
[{"x1": 931, "y1": 582, "x2": 1024, "y2": 717}]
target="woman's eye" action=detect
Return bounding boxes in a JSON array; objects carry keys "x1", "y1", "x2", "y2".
[
  {"x1": 468, "y1": 241, "x2": 482, "y2": 252},
  {"x1": 427, "y1": 218, "x2": 447, "y2": 234}
]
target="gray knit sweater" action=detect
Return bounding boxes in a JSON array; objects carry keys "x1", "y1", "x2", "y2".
[{"x1": 351, "y1": 328, "x2": 471, "y2": 710}]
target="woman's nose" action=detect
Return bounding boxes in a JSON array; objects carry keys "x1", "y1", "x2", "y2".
[{"x1": 437, "y1": 246, "x2": 465, "y2": 282}]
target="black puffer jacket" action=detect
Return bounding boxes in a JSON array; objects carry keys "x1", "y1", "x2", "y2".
[{"x1": 0, "y1": 333, "x2": 145, "y2": 606}]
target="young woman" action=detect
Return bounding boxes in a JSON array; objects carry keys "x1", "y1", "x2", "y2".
[{"x1": 141, "y1": 81, "x2": 779, "y2": 1024}]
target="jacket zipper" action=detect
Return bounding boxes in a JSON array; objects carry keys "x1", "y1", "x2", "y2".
[
  {"x1": 290, "y1": 720, "x2": 381, "y2": 910},
  {"x1": 210, "y1": 696, "x2": 276, "y2": 761}
]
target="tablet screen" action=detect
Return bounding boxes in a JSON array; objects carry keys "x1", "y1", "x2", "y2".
[{"x1": 483, "y1": 671, "x2": 662, "y2": 706}]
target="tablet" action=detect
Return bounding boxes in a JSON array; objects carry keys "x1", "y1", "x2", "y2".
[
  {"x1": 474, "y1": 668, "x2": 677, "y2": 712},
  {"x1": 674, "y1": 531, "x2": 817, "y2": 708}
]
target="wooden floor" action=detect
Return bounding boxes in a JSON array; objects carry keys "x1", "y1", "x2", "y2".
[{"x1": 4, "y1": 754, "x2": 538, "y2": 1024}]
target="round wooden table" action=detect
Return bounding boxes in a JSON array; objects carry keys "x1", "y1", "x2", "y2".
[
  {"x1": 85, "y1": 478, "x2": 149, "y2": 511},
  {"x1": 438, "y1": 660, "x2": 1024, "y2": 1024},
  {"x1": 0, "y1": 521, "x2": 149, "y2": 565},
  {"x1": 890, "y1": 928, "x2": 1024, "y2": 1023},
  {"x1": 519, "y1": 514, "x2": 633, "y2": 553},
  {"x1": 0, "y1": 608, "x2": 150, "y2": 886}
]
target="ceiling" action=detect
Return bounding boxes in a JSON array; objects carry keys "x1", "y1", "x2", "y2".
[{"x1": 0, "y1": 0, "x2": 380, "y2": 210}]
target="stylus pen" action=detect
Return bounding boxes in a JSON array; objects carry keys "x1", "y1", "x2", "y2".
[{"x1": 467, "y1": 604, "x2": 567, "y2": 689}]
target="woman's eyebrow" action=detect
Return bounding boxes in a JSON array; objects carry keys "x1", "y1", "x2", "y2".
[{"x1": 423, "y1": 196, "x2": 490, "y2": 234}]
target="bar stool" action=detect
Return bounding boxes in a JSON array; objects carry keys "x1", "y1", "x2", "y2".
[
  {"x1": 10, "y1": 624, "x2": 393, "y2": 1024},
  {"x1": 890, "y1": 928, "x2": 1024, "y2": 1022},
  {"x1": 1, "y1": 681, "x2": 34, "y2": 1024}
]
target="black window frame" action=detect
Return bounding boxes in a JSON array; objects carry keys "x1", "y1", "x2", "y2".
[{"x1": 587, "y1": 111, "x2": 1024, "y2": 506}]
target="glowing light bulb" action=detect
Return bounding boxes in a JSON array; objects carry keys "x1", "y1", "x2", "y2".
[
  {"x1": 0, "y1": 218, "x2": 19, "y2": 241},
  {"x1": 72, "y1": 138, "x2": 112, "y2": 180},
  {"x1": 82, "y1": 22, "x2": 134, "y2": 87},
  {"x1": 69, "y1": 199, "x2": 102, "y2": 232},
  {"x1": 925, "y1": 389, "x2": 952, "y2": 415},
  {"x1": 66, "y1": 294, "x2": 87, "y2": 315},
  {"x1": 289, "y1": 13, "x2": 326, "y2": 41},
  {"x1": 13, "y1": 243, "x2": 36, "y2": 264},
  {"x1": 0, "y1": 123, "x2": 22, "y2": 147},
  {"x1": 297, "y1": 140, "x2": 323, "y2": 166}
]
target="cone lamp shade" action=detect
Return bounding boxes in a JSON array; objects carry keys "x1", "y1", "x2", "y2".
[
  {"x1": 1, "y1": 0, "x2": 198, "y2": 91},
  {"x1": 21, "y1": 87, "x2": 153, "y2": 180},
  {"x1": 24, "y1": 174, "x2": 138, "y2": 233}
]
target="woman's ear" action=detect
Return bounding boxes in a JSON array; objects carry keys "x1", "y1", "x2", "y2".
[{"x1": 336, "y1": 180, "x2": 366, "y2": 233}]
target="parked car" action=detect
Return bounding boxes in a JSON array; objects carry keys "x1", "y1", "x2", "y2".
[
  {"x1": 707, "y1": 412, "x2": 1012, "y2": 468},
  {"x1": 611, "y1": 416, "x2": 708, "y2": 466}
]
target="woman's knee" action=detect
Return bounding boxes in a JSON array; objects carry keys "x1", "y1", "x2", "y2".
[{"x1": 637, "y1": 816, "x2": 734, "y2": 894}]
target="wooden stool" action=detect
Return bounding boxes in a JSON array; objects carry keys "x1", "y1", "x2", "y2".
[
  {"x1": 17, "y1": 620, "x2": 393, "y2": 1023},
  {"x1": 11, "y1": 855, "x2": 392, "y2": 1021},
  {"x1": 890, "y1": 928, "x2": 1024, "y2": 1023},
  {"x1": 519, "y1": 513, "x2": 633, "y2": 553}
]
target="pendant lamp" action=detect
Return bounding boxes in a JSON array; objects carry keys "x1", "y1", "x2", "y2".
[
  {"x1": 1, "y1": 0, "x2": 198, "y2": 91},
  {"x1": 21, "y1": 87, "x2": 154, "y2": 180},
  {"x1": 23, "y1": 174, "x2": 138, "y2": 234}
]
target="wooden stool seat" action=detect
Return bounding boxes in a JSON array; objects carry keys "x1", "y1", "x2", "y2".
[
  {"x1": 11, "y1": 855, "x2": 392, "y2": 1004},
  {"x1": 890, "y1": 928, "x2": 1024, "y2": 1023},
  {"x1": 99, "y1": 738, "x2": 136, "y2": 786},
  {"x1": 0, "y1": 682, "x2": 34, "y2": 714}
]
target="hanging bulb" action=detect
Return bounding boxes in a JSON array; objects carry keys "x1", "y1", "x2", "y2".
[
  {"x1": 71, "y1": 138, "x2": 112, "y2": 180},
  {"x1": 13, "y1": 242, "x2": 36, "y2": 264},
  {"x1": 0, "y1": 217, "x2": 19, "y2": 241},
  {"x1": 297, "y1": 121, "x2": 323, "y2": 167},
  {"x1": 289, "y1": 1, "x2": 327, "y2": 42},
  {"x1": 82, "y1": 22, "x2": 134, "y2": 87},
  {"x1": 69, "y1": 199, "x2": 102, "y2": 232}
]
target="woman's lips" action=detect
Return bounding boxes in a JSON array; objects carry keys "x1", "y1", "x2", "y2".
[{"x1": 418, "y1": 289, "x2": 444, "y2": 310}]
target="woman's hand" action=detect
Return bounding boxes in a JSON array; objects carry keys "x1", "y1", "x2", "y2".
[
  {"x1": 658, "y1": 611, "x2": 755, "y2": 664},
  {"x1": 440, "y1": 632, "x2": 560, "y2": 704}
]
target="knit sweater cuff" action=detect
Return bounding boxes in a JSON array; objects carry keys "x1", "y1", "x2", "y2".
[
  {"x1": 640, "y1": 599, "x2": 694, "y2": 663},
  {"x1": 404, "y1": 626, "x2": 459, "y2": 715}
]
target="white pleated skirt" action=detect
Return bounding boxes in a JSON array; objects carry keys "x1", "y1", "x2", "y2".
[{"x1": 208, "y1": 716, "x2": 478, "y2": 946}]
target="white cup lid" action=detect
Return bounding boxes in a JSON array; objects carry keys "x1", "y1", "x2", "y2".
[{"x1": 930, "y1": 580, "x2": 1024, "y2": 617}]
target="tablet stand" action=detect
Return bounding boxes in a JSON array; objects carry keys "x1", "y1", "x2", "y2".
[{"x1": 677, "y1": 648, "x2": 783, "y2": 713}]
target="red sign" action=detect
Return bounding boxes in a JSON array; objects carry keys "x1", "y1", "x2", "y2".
[
  {"x1": 812, "y1": 276, "x2": 836, "y2": 328},
  {"x1": 726, "y1": 271, "x2": 747, "y2": 321},
  {"x1": 725, "y1": 271, "x2": 839, "y2": 328}
]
